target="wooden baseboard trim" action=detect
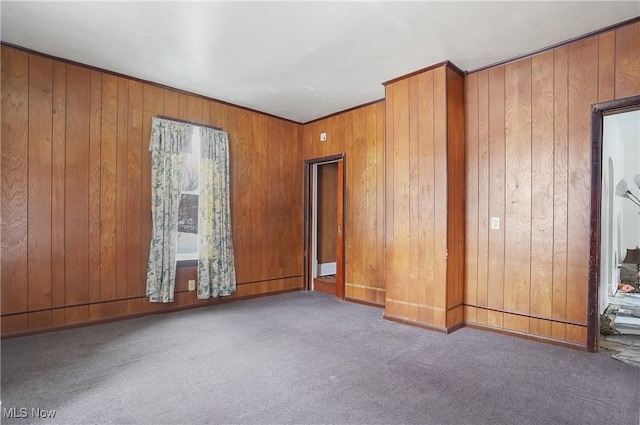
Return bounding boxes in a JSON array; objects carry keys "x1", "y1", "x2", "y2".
[
  {"x1": 383, "y1": 313, "x2": 462, "y2": 335},
  {"x1": 344, "y1": 297, "x2": 384, "y2": 309},
  {"x1": 0, "y1": 288, "x2": 301, "y2": 340},
  {"x1": 464, "y1": 322, "x2": 588, "y2": 351}
]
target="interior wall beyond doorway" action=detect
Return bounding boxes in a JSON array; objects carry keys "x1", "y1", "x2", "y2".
[{"x1": 317, "y1": 163, "x2": 338, "y2": 266}]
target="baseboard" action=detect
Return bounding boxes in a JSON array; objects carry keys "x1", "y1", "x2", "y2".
[
  {"x1": 464, "y1": 322, "x2": 589, "y2": 351},
  {"x1": 344, "y1": 297, "x2": 384, "y2": 309},
  {"x1": 0, "y1": 288, "x2": 302, "y2": 340},
  {"x1": 383, "y1": 313, "x2": 463, "y2": 335}
]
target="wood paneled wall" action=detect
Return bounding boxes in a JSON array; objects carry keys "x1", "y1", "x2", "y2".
[
  {"x1": 317, "y1": 162, "x2": 337, "y2": 265},
  {"x1": 303, "y1": 102, "x2": 386, "y2": 305},
  {"x1": 383, "y1": 64, "x2": 466, "y2": 330},
  {"x1": 1, "y1": 45, "x2": 303, "y2": 336},
  {"x1": 464, "y1": 21, "x2": 640, "y2": 346}
]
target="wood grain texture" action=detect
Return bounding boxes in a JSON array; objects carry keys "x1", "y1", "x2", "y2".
[
  {"x1": 89, "y1": 71, "x2": 102, "y2": 303},
  {"x1": 100, "y1": 74, "x2": 118, "y2": 301},
  {"x1": 51, "y1": 61, "x2": 67, "y2": 308},
  {"x1": 476, "y1": 71, "x2": 489, "y2": 308},
  {"x1": 566, "y1": 38, "x2": 598, "y2": 325},
  {"x1": 503, "y1": 59, "x2": 532, "y2": 318},
  {"x1": 317, "y1": 163, "x2": 337, "y2": 264},
  {"x1": 303, "y1": 101, "x2": 385, "y2": 306},
  {"x1": 116, "y1": 78, "x2": 129, "y2": 307},
  {"x1": 465, "y1": 73, "x2": 479, "y2": 308},
  {"x1": 64, "y1": 64, "x2": 91, "y2": 307},
  {"x1": 2, "y1": 47, "x2": 29, "y2": 315},
  {"x1": 614, "y1": 22, "x2": 640, "y2": 99},
  {"x1": 552, "y1": 47, "x2": 569, "y2": 324},
  {"x1": 446, "y1": 66, "x2": 465, "y2": 317},
  {"x1": 383, "y1": 63, "x2": 464, "y2": 328},
  {"x1": 530, "y1": 51, "x2": 554, "y2": 319},
  {"x1": 27, "y1": 55, "x2": 53, "y2": 311},
  {"x1": 126, "y1": 81, "x2": 143, "y2": 297},
  {"x1": 464, "y1": 21, "x2": 640, "y2": 347},
  {"x1": 487, "y1": 66, "x2": 506, "y2": 311},
  {"x1": 1, "y1": 45, "x2": 303, "y2": 335}
]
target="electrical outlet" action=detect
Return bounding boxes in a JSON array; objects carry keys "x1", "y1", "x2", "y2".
[
  {"x1": 188, "y1": 279, "x2": 196, "y2": 291},
  {"x1": 320, "y1": 132, "x2": 327, "y2": 142},
  {"x1": 491, "y1": 217, "x2": 500, "y2": 230}
]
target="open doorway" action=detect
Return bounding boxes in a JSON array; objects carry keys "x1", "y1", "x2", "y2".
[
  {"x1": 304, "y1": 154, "x2": 345, "y2": 298},
  {"x1": 589, "y1": 95, "x2": 640, "y2": 363}
]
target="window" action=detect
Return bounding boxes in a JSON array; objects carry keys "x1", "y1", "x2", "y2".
[{"x1": 176, "y1": 128, "x2": 201, "y2": 261}]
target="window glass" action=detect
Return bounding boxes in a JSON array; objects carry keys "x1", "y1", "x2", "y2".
[{"x1": 176, "y1": 128, "x2": 200, "y2": 261}]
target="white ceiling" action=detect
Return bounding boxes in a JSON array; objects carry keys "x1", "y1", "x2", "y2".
[{"x1": 1, "y1": 1, "x2": 638, "y2": 123}]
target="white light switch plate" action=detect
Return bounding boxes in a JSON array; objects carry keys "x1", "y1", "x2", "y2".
[
  {"x1": 491, "y1": 217, "x2": 500, "y2": 230},
  {"x1": 320, "y1": 132, "x2": 327, "y2": 141}
]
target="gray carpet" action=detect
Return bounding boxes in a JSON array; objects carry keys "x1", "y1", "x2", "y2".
[{"x1": 2, "y1": 291, "x2": 639, "y2": 425}]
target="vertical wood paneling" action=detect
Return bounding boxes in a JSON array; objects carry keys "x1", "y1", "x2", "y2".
[
  {"x1": 253, "y1": 114, "x2": 269, "y2": 281},
  {"x1": 464, "y1": 22, "x2": 639, "y2": 347},
  {"x1": 615, "y1": 22, "x2": 640, "y2": 99},
  {"x1": 384, "y1": 85, "x2": 396, "y2": 306},
  {"x1": 282, "y1": 122, "x2": 295, "y2": 277},
  {"x1": 446, "y1": 68, "x2": 466, "y2": 316},
  {"x1": 116, "y1": 78, "x2": 129, "y2": 306},
  {"x1": 432, "y1": 67, "x2": 448, "y2": 325},
  {"x1": 375, "y1": 102, "x2": 385, "y2": 304},
  {"x1": 1, "y1": 47, "x2": 29, "y2": 315},
  {"x1": 235, "y1": 109, "x2": 252, "y2": 283},
  {"x1": 552, "y1": 47, "x2": 569, "y2": 332},
  {"x1": 598, "y1": 32, "x2": 616, "y2": 102},
  {"x1": 27, "y1": 55, "x2": 53, "y2": 311},
  {"x1": 2, "y1": 45, "x2": 303, "y2": 335},
  {"x1": 566, "y1": 38, "x2": 598, "y2": 325},
  {"x1": 418, "y1": 72, "x2": 435, "y2": 322},
  {"x1": 100, "y1": 74, "x2": 118, "y2": 301},
  {"x1": 353, "y1": 107, "x2": 368, "y2": 289},
  {"x1": 476, "y1": 71, "x2": 489, "y2": 308},
  {"x1": 304, "y1": 102, "x2": 385, "y2": 305},
  {"x1": 487, "y1": 66, "x2": 506, "y2": 313},
  {"x1": 88, "y1": 71, "x2": 102, "y2": 306},
  {"x1": 141, "y1": 84, "x2": 163, "y2": 295},
  {"x1": 51, "y1": 61, "x2": 66, "y2": 311},
  {"x1": 465, "y1": 73, "x2": 479, "y2": 308},
  {"x1": 503, "y1": 59, "x2": 532, "y2": 318},
  {"x1": 408, "y1": 76, "x2": 421, "y2": 319},
  {"x1": 530, "y1": 51, "x2": 554, "y2": 319},
  {"x1": 384, "y1": 64, "x2": 464, "y2": 329},
  {"x1": 64, "y1": 64, "x2": 90, "y2": 310},
  {"x1": 126, "y1": 81, "x2": 143, "y2": 297},
  {"x1": 393, "y1": 78, "x2": 412, "y2": 319}
]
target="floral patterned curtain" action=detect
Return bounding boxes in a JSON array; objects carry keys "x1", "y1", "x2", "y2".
[
  {"x1": 146, "y1": 118, "x2": 194, "y2": 303},
  {"x1": 197, "y1": 128, "x2": 237, "y2": 299}
]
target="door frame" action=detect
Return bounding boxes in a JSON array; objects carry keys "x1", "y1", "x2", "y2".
[
  {"x1": 588, "y1": 94, "x2": 640, "y2": 352},
  {"x1": 303, "y1": 154, "x2": 346, "y2": 298}
]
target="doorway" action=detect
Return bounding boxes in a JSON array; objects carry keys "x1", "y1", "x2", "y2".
[
  {"x1": 589, "y1": 95, "x2": 640, "y2": 353},
  {"x1": 304, "y1": 154, "x2": 345, "y2": 298}
]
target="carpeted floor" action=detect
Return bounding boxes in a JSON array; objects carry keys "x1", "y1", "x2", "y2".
[{"x1": 2, "y1": 291, "x2": 639, "y2": 425}]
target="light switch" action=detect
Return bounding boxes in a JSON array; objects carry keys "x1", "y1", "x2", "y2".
[
  {"x1": 320, "y1": 132, "x2": 327, "y2": 142},
  {"x1": 491, "y1": 217, "x2": 500, "y2": 230}
]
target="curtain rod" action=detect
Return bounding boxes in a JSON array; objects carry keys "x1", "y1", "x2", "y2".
[{"x1": 155, "y1": 115, "x2": 223, "y2": 131}]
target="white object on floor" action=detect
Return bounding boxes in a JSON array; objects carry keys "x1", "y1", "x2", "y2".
[{"x1": 612, "y1": 343, "x2": 640, "y2": 368}]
